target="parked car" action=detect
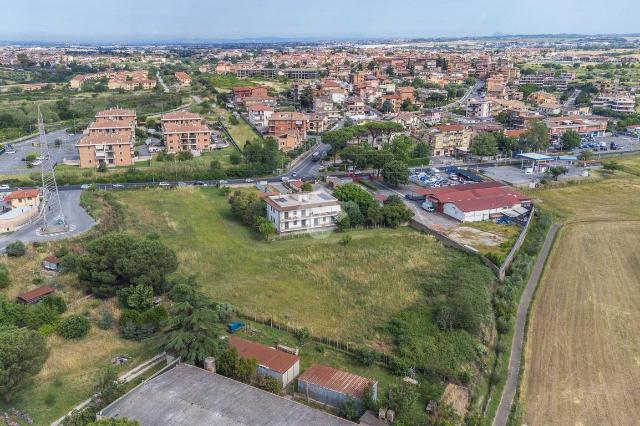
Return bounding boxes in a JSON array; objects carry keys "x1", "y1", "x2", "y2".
[
  {"x1": 421, "y1": 202, "x2": 435, "y2": 212},
  {"x1": 112, "y1": 184, "x2": 124, "y2": 189},
  {"x1": 0, "y1": 184, "x2": 10, "y2": 191},
  {"x1": 405, "y1": 193, "x2": 426, "y2": 201},
  {"x1": 80, "y1": 184, "x2": 93, "y2": 190},
  {"x1": 158, "y1": 182, "x2": 170, "y2": 187},
  {"x1": 244, "y1": 178, "x2": 254, "y2": 183},
  {"x1": 194, "y1": 181, "x2": 207, "y2": 186}
]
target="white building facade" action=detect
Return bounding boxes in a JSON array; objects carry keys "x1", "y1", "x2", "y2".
[{"x1": 265, "y1": 192, "x2": 341, "y2": 234}]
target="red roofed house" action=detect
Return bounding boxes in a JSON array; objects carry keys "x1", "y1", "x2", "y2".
[
  {"x1": 1, "y1": 189, "x2": 41, "y2": 233},
  {"x1": 228, "y1": 336, "x2": 300, "y2": 387},
  {"x1": 232, "y1": 86, "x2": 268, "y2": 103},
  {"x1": 417, "y1": 182, "x2": 531, "y2": 222},
  {"x1": 297, "y1": 364, "x2": 378, "y2": 408},
  {"x1": 175, "y1": 72, "x2": 191, "y2": 86},
  {"x1": 6, "y1": 189, "x2": 40, "y2": 208}
]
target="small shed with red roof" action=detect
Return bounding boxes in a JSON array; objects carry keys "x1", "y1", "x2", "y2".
[
  {"x1": 228, "y1": 336, "x2": 300, "y2": 387},
  {"x1": 16, "y1": 285, "x2": 55, "y2": 304}
]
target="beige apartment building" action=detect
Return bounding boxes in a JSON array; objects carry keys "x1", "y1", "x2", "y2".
[
  {"x1": 429, "y1": 124, "x2": 472, "y2": 156},
  {"x1": 77, "y1": 109, "x2": 136, "y2": 168},
  {"x1": 161, "y1": 112, "x2": 210, "y2": 153}
]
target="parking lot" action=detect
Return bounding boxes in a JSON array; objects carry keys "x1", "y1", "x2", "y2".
[
  {"x1": 483, "y1": 163, "x2": 595, "y2": 186},
  {"x1": 0, "y1": 129, "x2": 80, "y2": 175}
]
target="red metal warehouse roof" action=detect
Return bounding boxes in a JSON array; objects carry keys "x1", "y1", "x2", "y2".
[
  {"x1": 228, "y1": 336, "x2": 299, "y2": 374},
  {"x1": 297, "y1": 364, "x2": 376, "y2": 398}
]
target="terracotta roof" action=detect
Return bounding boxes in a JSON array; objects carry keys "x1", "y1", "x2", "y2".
[
  {"x1": 162, "y1": 122, "x2": 210, "y2": 134},
  {"x1": 297, "y1": 364, "x2": 376, "y2": 399},
  {"x1": 7, "y1": 189, "x2": 40, "y2": 199},
  {"x1": 504, "y1": 129, "x2": 526, "y2": 138},
  {"x1": 436, "y1": 124, "x2": 465, "y2": 132},
  {"x1": 161, "y1": 111, "x2": 202, "y2": 121},
  {"x1": 90, "y1": 118, "x2": 136, "y2": 129},
  {"x1": 43, "y1": 255, "x2": 60, "y2": 263},
  {"x1": 17, "y1": 285, "x2": 54, "y2": 303},
  {"x1": 96, "y1": 108, "x2": 136, "y2": 118},
  {"x1": 77, "y1": 133, "x2": 133, "y2": 146},
  {"x1": 269, "y1": 112, "x2": 308, "y2": 122},
  {"x1": 228, "y1": 336, "x2": 299, "y2": 374},
  {"x1": 175, "y1": 71, "x2": 191, "y2": 80}
]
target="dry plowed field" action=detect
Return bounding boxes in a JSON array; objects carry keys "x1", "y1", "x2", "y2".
[{"x1": 522, "y1": 221, "x2": 640, "y2": 425}]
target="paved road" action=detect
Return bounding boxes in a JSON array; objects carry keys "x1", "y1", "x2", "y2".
[
  {"x1": 438, "y1": 80, "x2": 484, "y2": 111},
  {"x1": 0, "y1": 128, "x2": 80, "y2": 175},
  {"x1": 0, "y1": 190, "x2": 95, "y2": 250},
  {"x1": 564, "y1": 88, "x2": 581, "y2": 107},
  {"x1": 289, "y1": 141, "x2": 330, "y2": 177},
  {"x1": 492, "y1": 223, "x2": 560, "y2": 426}
]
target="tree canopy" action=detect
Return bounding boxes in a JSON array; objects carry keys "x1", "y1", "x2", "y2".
[
  {"x1": 0, "y1": 327, "x2": 49, "y2": 399},
  {"x1": 64, "y1": 233, "x2": 178, "y2": 298}
]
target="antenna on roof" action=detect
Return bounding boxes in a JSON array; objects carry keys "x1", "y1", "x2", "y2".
[{"x1": 37, "y1": 105, "x2": 68, "y2": 235}]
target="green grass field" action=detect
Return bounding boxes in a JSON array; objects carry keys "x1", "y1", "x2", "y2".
[{"x1": 113, "y1": 187, "x2": 460, "y2": 348}]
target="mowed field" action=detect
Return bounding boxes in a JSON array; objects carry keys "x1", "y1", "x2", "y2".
[
  {"x1": 113, "y1": 187, "x2": 460, "y2": 348},
  {"x1": 522, "y1": 160, "x2": 640, "y2": 425}
]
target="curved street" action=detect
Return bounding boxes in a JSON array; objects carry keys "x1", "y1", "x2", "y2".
[{"x1": 492, "y1": 223, "x2": 560, "y2": 426}]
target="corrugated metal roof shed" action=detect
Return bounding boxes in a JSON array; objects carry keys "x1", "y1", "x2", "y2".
[{"x1": 297, "y1": 364, "x2": 376, "y2": 399}]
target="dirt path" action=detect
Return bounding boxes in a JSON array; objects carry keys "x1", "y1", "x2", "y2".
[{"x1": 492, "y1": 223, "x2": 559, "y2": 426}]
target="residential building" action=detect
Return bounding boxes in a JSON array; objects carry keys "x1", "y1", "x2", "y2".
[
  {"x1": 466, "y1": 98, "x2": 492, "y2": 118},
  {"x1": 591, "y1": 93, "x2": 636, "y2": 113},
  {"x1": 228, "y1": 336, "x2": 300, "y2": 387},
  {"x1": 98, "y1": 363, "x2": 352, "y2": 426},
  {"x1": 297, "y1": 364, "x2": 378, "y2": 409},
  {"x1": 545, "y1": 116, "x2": 608, "y2": 138},
  {"x1": 77, "y1": 109, "x2": 136, "y2": 168},
  {"x1": 313, "y1": 96, "x2": 340, "y2": 118},
  {"x1": 267, "y1": 111, "x2": 308, "y2": 141},
  {"x1": 232, "y1": 86, "x2": 268, "y2": 103},
  {"x1": 265, "y1": 191, "x2": 341, "y2": 234},
  {"x1": 247, "y1": 104, "x2": 274, "y2": 128},
  {"x1": 429, "y1": 124, "x2": 472, "y2": 156},
  {"x1": 0, "y1": 188, "x2": 41, "y2": 233},
  {"x1": 175, "y1": 71, "x2": 191, "y2": 86},
  {"x1": 161, "y1": 112, "x2": 210, "y2": 153},
  {"x1": 6, "y1": 189, "x2": 40, "y2": 208},
  {"x1": 307, "y1": 113, "x2": 328, "y2": 134},
  {"x1": 345, "y1": 99, "x2": 366, "y2": 115}
]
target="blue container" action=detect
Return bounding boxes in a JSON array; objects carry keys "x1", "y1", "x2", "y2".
[{"x1": 227, "y1": 321, "x2": 245, "y2": 333}]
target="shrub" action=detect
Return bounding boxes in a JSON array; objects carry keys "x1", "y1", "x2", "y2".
[
  {"x1": 57, "y1": 314, "x2": 90, "y2": 339},
  {"x1": 215, "y1": 303, "x2": 235, "y2": 322},
  {"x1": 354, "y1": 348, "x2": 378, "y2": 367},
  {"x1": 98, "y1": 311, "x2": 114, "y2": 330},
  {"x1": 0, "y1": 264, "x2": 9, "y2": 289},
  {"x1": 6, "y1": 240, "x2": 26, "y2": 257},
  {"x1": 26, "y1": 302, "x2": 61, "y2": 329},
  {"x1": 257, "y1": 376, "x2": 281, "y2": 394},
  {"x1": 43, "y1": 295, "x2": 67, "y2": 314},
  {"x1": 340, "y1": 235, "x2": 352, "y2": 246},
  {"x1": 293, "y1": 327, "x2": 310, "y2": 345}
]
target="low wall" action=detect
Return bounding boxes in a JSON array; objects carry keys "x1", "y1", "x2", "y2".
[
  {"x1": 409, "y1": 219, "x2": 501, "y2": 277},
  {"x1": 498, "y1": 206, "x2": 536, "y2": 280},
  {"x1": 0, "y1": 206, "x2": 40, "y2": 234}
]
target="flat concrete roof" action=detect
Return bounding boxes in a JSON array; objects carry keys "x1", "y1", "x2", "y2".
[{"x1": 99, "y1": 363, "x2": 354, "y2": 426}]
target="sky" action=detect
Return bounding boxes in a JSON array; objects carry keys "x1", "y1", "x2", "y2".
[{"x1": 1, "y1": 0, "x2": 639, "y2": 43}]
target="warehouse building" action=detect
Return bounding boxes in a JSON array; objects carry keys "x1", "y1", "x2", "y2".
[
  {"x1": 98, "y1": 363, "x2": 353, "y2": 425},
  {"x1": 417, "y1": 181, "x2": 531, "y2": 222},
  {"x1": 228, "y1": 336, "x2": 300, "y2": 387},
  {"x1": 297, "y1": 364, "x2": 378, "y2": 408}
]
